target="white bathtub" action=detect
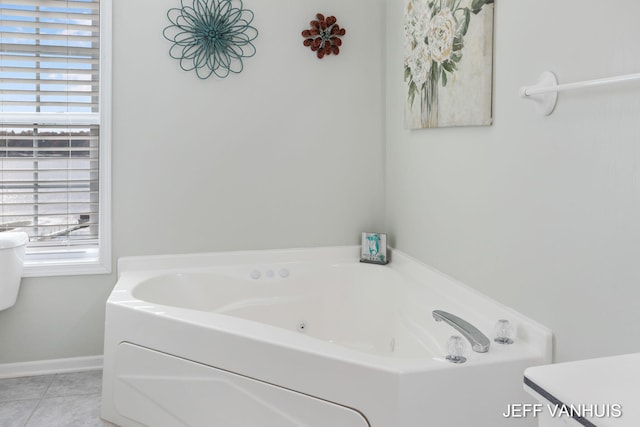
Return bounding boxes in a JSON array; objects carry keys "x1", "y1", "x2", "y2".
[{"x1": 101, "y1": 246, "x2": 552, "y2": 427}]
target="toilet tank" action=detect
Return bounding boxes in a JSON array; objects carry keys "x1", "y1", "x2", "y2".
[{"x1": 0, "y1": 232, "x2": 29, "y2": 311}]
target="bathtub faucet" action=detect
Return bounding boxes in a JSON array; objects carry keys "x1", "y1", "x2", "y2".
[{"x1": 433, "y1": 310, "x2": 490, "y2": 353}]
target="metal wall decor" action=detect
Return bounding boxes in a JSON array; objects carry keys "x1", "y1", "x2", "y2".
[
  {"x1": 301, "y1": 13, "x2": 346, "y2": 59},
  {"x1": 163, "y1": 0, "x2": 258, "y2": 79}
]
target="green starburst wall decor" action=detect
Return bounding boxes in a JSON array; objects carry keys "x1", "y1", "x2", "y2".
[{"x1": 163, "y1": 0, "x2": 258, "y2": 79}]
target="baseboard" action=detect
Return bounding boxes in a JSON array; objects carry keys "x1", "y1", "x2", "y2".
[{"x1": 0, "y1": 355, "x2": 103, "y2": 379}]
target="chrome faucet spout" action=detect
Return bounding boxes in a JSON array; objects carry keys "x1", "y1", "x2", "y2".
[{"x1": 433, "y1": 310, "x2": 490, "y2": 353}]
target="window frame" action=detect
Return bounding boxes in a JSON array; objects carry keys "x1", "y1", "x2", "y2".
[{"x1": 11, "y1": 0, "x2": 113, "y2": 277}]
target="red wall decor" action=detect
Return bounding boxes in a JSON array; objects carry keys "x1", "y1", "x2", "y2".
[{"x1": 301, "y1": 13, "x2": 346, "y2": 59}]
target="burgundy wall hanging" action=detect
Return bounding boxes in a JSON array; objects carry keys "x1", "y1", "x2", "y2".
[{"x1": 301, "y1": 13, "x2": 346, "y2": 59}]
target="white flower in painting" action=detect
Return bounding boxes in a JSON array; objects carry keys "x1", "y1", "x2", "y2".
[
  {"x1": 428, "y1": 7, "x2": 456, "y2": 63},
  {"x1": 407, "y1": 43, "x2": 431, "y2": 86},
  {"x1": 403, "y1": 16, "x2": 415, "y2": 54},
  {"x1": 404, "y1": 0, "x2": 432, "y2": 84},
  {"x1": 407, "y1": 1, "x2": 430, "y2": 37}
]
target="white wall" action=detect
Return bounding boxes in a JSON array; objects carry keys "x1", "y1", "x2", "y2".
[
  {"x1": 113, "y1": 0, "x2": 385, "y2": 255},
  {"x1": 0, "y1": 0, "x2": 386, "y2": 364},
  {"x1": 386, "y1": 0, "x2": 640, "y2": 362}
]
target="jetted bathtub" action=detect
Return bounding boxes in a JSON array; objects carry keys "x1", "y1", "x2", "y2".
[{"x1": 101, "y1": 246, "x2": 552, "y2": 427}]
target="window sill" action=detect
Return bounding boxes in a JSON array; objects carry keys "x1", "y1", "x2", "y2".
[{"x1": 23, "y1": 250, "x2": 111, "y2": 278}]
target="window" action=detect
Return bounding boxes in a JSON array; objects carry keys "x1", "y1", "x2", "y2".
[{"x1": 0, "y1": 0, "x2": 111, "y2": 276}]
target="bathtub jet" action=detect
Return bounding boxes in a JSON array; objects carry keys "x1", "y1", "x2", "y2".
[{"x1": 101, "y1": 246, "x2": 552, "y2": 427}]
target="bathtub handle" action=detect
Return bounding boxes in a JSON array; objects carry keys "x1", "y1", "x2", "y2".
[{"x1": 433, "y1": 310, "x2": 490, "y2": 353}]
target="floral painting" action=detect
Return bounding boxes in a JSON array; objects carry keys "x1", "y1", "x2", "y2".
[{"x1": 404, "y1": 0, "x2": 494, "y2": 129}]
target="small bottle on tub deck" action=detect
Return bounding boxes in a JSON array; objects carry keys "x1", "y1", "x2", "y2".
[{"x1": 360, "y1": 232, "x2": 389, "y2": 265}]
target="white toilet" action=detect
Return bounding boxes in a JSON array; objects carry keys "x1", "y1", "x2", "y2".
[{"x1": 0, "y1": 232, "x2": 29, "y2": 311}]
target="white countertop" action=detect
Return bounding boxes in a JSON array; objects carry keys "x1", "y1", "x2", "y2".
[{"x1": 524, "y1": 353, "x2": 640, "y2": 427}]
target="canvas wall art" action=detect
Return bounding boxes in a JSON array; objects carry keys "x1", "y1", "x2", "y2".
[{"x1": 404, "y1": 0, "x2": 494, "y2": 129}]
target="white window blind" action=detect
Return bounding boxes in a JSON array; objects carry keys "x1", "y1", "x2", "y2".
[{"x1": 0, "y1": 0, "x2": 101, "y2": 255}]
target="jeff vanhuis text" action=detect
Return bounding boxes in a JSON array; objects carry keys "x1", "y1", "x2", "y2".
[{"x1": 503, "y1": 403, "x2": 623, "y2": 418}]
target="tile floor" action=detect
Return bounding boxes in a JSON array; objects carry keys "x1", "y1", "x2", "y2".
[{"x1": 0, "y1": 370, "x2": 115, "y2": 427}]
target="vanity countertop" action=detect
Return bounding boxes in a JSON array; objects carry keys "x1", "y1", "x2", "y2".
[{"x1": 524, "y1": 352, "x2": 640, "y2": 427}]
